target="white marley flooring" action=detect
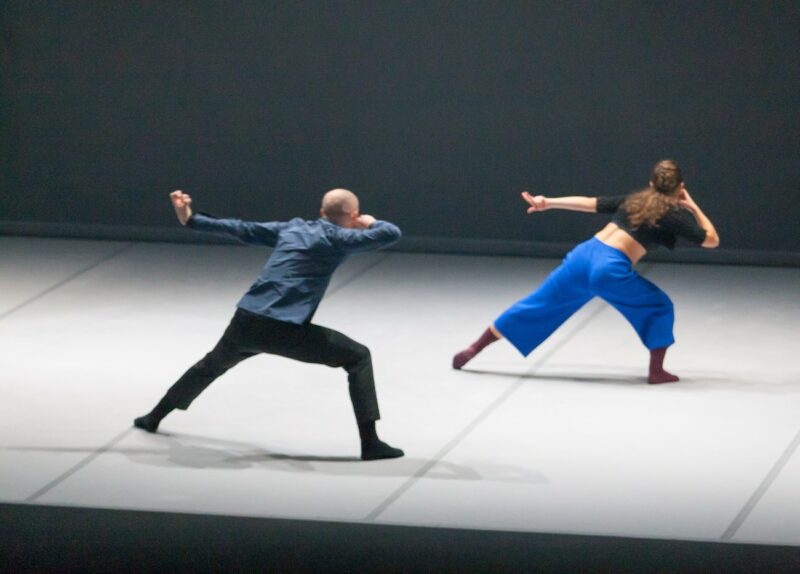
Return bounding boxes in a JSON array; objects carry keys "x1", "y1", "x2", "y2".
[{"x1": 1, "y1": 236, "x2": 799, "y2": 547}]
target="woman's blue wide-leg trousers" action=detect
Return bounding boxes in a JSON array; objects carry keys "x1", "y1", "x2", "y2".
[{"x1": 494, "y1": 237, "x2": 675, "y2": 356}]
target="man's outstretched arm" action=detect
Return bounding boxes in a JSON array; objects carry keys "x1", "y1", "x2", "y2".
[{"x1": 170, "y1": 190, "x2": 287, "y2": 246}]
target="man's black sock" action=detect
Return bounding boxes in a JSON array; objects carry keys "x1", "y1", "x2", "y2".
[
  {"x1": 133, "y1": 401, "x2": 174, "y2": 433},
  {"x1": 358, "y1": 420, "x2": 404, "y2": 460},
  {"x1": 150, "y1": 401, "x2": 173, "y2": 421},
  {"x1": 358, "y1": 420, "x2": 378, "y2": 443}
]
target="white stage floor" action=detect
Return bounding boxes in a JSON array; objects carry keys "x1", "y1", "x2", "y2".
[{"x1": 1, "y1": 236, "x2": 798, "y2": 547}]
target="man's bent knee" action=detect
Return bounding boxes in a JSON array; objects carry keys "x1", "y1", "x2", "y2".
[{"x1": 343, "y1": 343, "x2": 371, "y2": 370}]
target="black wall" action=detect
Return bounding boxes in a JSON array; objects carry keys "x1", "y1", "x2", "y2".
[{"x1": 2, "y1": 2, "x2": 798, "y2": 252}]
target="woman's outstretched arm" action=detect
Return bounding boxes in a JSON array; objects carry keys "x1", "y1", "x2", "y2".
[{"x1": 521, "y1": 191, "x2": 598, "y2": 214}]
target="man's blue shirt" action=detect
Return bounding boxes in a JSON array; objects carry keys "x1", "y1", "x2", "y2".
[{"x1": 187, "y1": 213, "x2": 401, "y2": 324}]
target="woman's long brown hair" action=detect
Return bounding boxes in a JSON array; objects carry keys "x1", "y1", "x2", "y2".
[{"x1": 623, "y1": 160, "x2": 683, "y2": 229}]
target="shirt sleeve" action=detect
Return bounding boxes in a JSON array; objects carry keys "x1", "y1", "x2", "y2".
[
  {"x1": 663, "y1": 208, "x2": 707, "y2": 245},
  {"x1": 333, "y1": 220, "x2": 402, "y2": 253},
  {"x1": 596, "y1": 195, "x2": 627, "y2": 214},
  {"x1": 186, "y1": 212, "x2": 289, "y2": 246}
]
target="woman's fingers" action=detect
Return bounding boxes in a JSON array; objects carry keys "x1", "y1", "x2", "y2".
[{"x1": 521, "y1": 191, "x2": 536, "y2": 205}]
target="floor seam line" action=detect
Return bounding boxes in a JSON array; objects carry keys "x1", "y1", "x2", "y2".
[
  {"x1": 24, "y1": 428, "x2": 134, "y2": 503},
  {"x1": 719, "y1": 424, "x2": 800, "y2": 541},
  {"x1": 324, "y1": 253, "x2": 392, "y2": 299},
  {"x1": 0, "y1": 242, "x2": 135, "y2": 321}
]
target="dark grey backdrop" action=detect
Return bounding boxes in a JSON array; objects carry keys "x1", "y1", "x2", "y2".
[{"x1": 1, "y1": 2, "x2": 798, "y2": 255}]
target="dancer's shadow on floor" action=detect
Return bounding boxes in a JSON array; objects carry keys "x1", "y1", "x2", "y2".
[
  {"x1": 462, "y1": 365, "x2": 800, "y2": 393},
  {"x1": 1, "y1": 430, "x2": 546, "y2": 484},
  {"x1": 461, "y1": 367, "x2": 644, "y2": 385},
  {"x1": 116, "y1": 430, "x2": 547, "y2": 484}
]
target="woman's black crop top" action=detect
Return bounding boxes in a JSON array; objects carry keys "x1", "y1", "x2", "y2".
[{"x1": 596, "y1": 195, "x2": 707, "y2": 250}]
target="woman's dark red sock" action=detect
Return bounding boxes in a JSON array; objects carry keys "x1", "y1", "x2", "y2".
[
  {"x1": 453, "y1": 327, "x2": 499, "y2": 369},
  {"x1": 648, "y1": 347, "x2": 680, "y2": 384}
]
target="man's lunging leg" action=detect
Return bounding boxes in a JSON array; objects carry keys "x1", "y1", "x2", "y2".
[
  {"x1": 288, "y1": 325, "x2": 404, "y2": 461},
  {"x1": 344, "y1": 343, "x2": 404, "y2": 460},
  {"x1": 134, "y1": 317, "x2": 256, "y2": 433}
]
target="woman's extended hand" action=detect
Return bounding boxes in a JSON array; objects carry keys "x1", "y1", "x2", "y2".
[{"x1": 521, "y1": 191, "x2": 548, "y2": 214}]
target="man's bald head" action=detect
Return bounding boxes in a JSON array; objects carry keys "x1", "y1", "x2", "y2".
[{"x1": 321, "y1": 188, "x2": 359, "y2": 225}]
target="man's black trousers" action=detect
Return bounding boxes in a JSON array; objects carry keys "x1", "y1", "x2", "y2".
[{"x1": 157, "y1": 308, "x2": 381, "y2": 422}]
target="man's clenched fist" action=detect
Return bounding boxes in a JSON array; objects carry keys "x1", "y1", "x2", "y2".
[{"x1": 170, "y1": 190, "x2": 193, "y2": 226}]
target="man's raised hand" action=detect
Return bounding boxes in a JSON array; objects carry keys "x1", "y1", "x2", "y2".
[
  {"x1": 357, "y1": 214, "x2": 377, "y2": 228},
  {"x1": 170, "y1": 190, "x2": 193, "y2": 226},
  {"x1": 521, "y1": 191, "x2": 548, "y2": 214}
]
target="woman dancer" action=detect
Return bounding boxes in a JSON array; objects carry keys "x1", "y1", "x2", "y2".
[{"x1": 452, "y1": 160, "x2": 719, "y2": 383}]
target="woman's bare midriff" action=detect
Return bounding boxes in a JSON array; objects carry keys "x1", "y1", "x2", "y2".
[{"x1": 594, "y1": 223, "x2": 646, "y2": 265}]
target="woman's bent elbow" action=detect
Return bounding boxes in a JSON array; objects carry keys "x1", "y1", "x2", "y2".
[{"x1": 702, "y1": 233, "x2": 720, "y2": 248}]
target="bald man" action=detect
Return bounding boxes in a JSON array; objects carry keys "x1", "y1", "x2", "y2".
[{"x1": 134, "y1": 189, "x2": 404, "y2": 460}]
